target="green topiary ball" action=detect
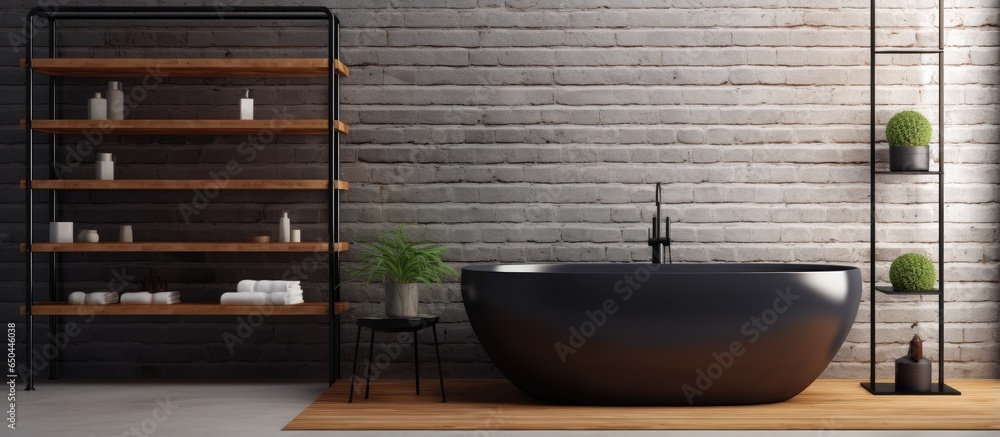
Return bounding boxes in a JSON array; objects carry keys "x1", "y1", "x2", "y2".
[
  {"x1": 885, "y1": 111, "x2": 933, "y2": 147},
  {"x1": 889, "y1": 253, "x2": 936, "y2": 292}
]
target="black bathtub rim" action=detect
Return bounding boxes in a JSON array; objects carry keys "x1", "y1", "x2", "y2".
[{"x1": 462, "y1": 262, "x2": 860, "y2": 274}]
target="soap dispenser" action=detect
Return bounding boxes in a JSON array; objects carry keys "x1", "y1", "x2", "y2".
[
  {"x1": 240, "y1": 89, "x2": 254, "y2": 120},
  {"x1": 88, "y1": 92, "x2": 107, "y2": 120},
  {"x1": 279, "y1": 212, "x2": 291, "y2": 242}
]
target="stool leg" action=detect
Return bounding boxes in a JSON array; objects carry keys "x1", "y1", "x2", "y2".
[
  {"x1": 432, "y1": 325, "x2": 446, "y2": 402},
  {"x1": 365, "y1": 328, "x2": 375, "y2": 399},
  {"x1": 349, "y1": 326, "x2": 361, "y2": 403},
  {"x1": 414, "y1": 331, "x2": 420, "y2": 395}
]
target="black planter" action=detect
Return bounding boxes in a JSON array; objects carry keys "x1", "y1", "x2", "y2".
[
  {"x1": 895, "y1": 356, "x2": 932, "y2": 392},
  {"x1": 889, "y1": 146, "x2": 929, "y2": 171}
]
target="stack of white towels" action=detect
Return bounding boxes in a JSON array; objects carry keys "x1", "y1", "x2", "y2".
[
  {"x1": 68, "y1": 291, "x2": 120, "y2": 305},
  {"x1": 120, "y1": 291, "x2": 181, "y2": 305},
  {"x1": 220, "y1": 280, "x2": 304, "y2": 306}
]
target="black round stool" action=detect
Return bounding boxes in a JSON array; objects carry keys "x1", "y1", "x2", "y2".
[{"x1": 349, "y1": 315, "x2": 446, "y2": 403}]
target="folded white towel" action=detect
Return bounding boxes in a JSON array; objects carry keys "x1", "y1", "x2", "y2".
[
  {"x1": 68, "y1": 291, "x2": 86, "y2": 305},
  {"x1": 121, "y1": 292, "x2": 153, "y2": 305},
  {"x1": 236, "y1": 280, "x2": 301, "y2": 293},
  {"x1": 221, "y1": 292, "x2": 267, "y2": 305},
  {"x1": 221, "y1": 291, "x2": 303, "y2": 305},
  {"x1": 151, "y1": 292, "x2": 180, "y2": 305},
  {"x1": 272, "y1": 292, "x2": 302, "y2": 305},
  {"x1": 83, "y1": 292, "x2": 119, "y2": 305}
]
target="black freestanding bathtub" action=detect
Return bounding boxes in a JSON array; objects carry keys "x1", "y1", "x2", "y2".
[{"x1": 461, "y1": 263, "x2": 862, "y2": 406}]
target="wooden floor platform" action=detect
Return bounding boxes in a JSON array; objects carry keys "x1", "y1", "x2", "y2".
[{"x1": 285, "y1": 379, "x2": 1000, "y2": 430}]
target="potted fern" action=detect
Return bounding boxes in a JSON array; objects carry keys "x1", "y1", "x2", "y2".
[
  {"x1": 349, "y1": 227, "x2": 457, "y2": 318},
  {"x1": 886, "y1": 110, "x2": 933, "y2": 171}
]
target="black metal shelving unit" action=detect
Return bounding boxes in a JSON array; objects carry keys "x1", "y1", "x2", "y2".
[
  {"x1": 862, "y1": 0, "x2": 960, "y2": 395},
  {"x1": 20, "y1": 6, "x2": 347, "y2": 390}
]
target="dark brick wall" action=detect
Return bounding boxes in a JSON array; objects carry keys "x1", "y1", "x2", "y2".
[{"x1": 0, "y1": 0, "x2": 468, "y2": 380}]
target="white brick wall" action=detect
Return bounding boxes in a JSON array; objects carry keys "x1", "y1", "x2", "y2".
[
  {"x1": 337, "y1": 0, "x2": 1000, "y2": 379},
  {"x1": 0, "y1": 0, "x2": 994, "y2": 380}
]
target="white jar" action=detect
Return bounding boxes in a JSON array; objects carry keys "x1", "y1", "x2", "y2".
[
  {"x1": 96, "y1": 157, "x2": 114, "y2": 181},
  {"x1": 84, "y1": 230, "x2": 99, "y2": 243},
  {"x1": 49, "y1": 222, "x2": 74, "y2": 243}
]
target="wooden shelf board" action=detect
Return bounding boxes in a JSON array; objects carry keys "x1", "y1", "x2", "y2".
[
  {"x1": 22, "y1": 58, "x2": 349, "y2": 77},
  {"x1": 22, "y1": 119, "x2": 349, "y2": 135},
  {"x1": 21, "y1": 242, "x2": 349, "y2": 253},
  {"x1": 22, "y1": 301, "x2": 348, "y2": 316},
  {"x1": 21, "y1": 179, "x2": 347, "y2": 191},
  {"x1": 874, "y1": 285, "x2": 941, "y2": 295}
]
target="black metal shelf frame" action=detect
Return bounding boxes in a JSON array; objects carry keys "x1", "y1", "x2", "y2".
[
  {"x1": 21, "y1": 6, "x2": 344, "y2": 390},
  {"x1": 865, "y1": 1, "x2": 959, "y2": 395}
]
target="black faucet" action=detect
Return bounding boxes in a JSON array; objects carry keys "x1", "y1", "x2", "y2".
[{"x1": 647, "y1": 183, "x2": 672, "y2": 264}]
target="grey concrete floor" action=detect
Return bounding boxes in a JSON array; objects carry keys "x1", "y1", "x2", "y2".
[{"x1": 11, "y1": 381, "x2": 996, "y2": 436}]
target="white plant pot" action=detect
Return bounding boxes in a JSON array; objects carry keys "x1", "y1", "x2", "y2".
[
  {"x1": 83, "y1": 230, "x2": 99, "y2": 243},
  {"x1": 384, "y1": 282, "x2": 419, "y2": 318}
]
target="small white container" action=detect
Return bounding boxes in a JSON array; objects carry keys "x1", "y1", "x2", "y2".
[
  {"x1": 107, "y1": 81, "x2": 125, "y2": 120},
  {"x1": 49, "y1": 222, "x2": 74, "y2": 243},
  {"x1": 96, "y1": 153, "x2": 114, "y2": 180},
  {"x1": 279, "y1": 212, "x2": 290, "y2": 243},
  {"x1": 240, "y1": 89, "x2": 253, "y2": 120},
  {"x1": 291, "y1": 229, "x2": 301, "y2": 243},
  {"x1": 88, "y1": 92, "x2": 107, "y2": 120},
  {"x1": 119, "y1": 225, "x2": 133, "y2": 242},
  {"x1": 96, "y1": 161, "x2": 114, "y2": 180},
  {"x1": 83, "y1": 230, "x2": 99, "y2": 243}
]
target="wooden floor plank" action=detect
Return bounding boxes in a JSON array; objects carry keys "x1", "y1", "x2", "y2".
[{"x1": 284, "y1": 379, "x2": 1000, "y2": 430}]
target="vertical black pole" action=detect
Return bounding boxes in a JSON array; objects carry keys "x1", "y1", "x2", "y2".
[
  {"x1": 937, "y1": 0, "x2": 945, "y2": 391},
  {"x1": 334, "y1": 16, "x2": 342, "y2": 384},
  {"x1": 327, "y1": 11, "x2": 342, "y2": 386},
  {"x1": 868, "y1": 0, "x2": 877, "y2": 393},
  {"x1": 24, "y1": 12, "x2": 35, "y2": 391},
  {"x1": 47, "y1": 18, "x2": 59, "y2": 381}
]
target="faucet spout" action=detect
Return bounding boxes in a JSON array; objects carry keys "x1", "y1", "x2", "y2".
[{"x1": 647, "y1": 183, "x2": 672, "y2": 264}]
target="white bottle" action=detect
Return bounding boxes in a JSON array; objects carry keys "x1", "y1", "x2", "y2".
[
  {"x1": 107, "y1": 81, "x2": 125, "y2": 120},
  {"x1": 279, "y1": 212, "x2": 291, "y2": 243},
  {"x1": 96, "y1": 152, "x2": 114, "y2": 180},
  {"x1": 88, "y1": 92, "x2": 107, "y2": 120},
  {"x1": 240, "y1": 89, "x2": 253, "y2": 120},
  {"x1": 119, "y1": 225, "x2": 133, "y2": 243}
]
